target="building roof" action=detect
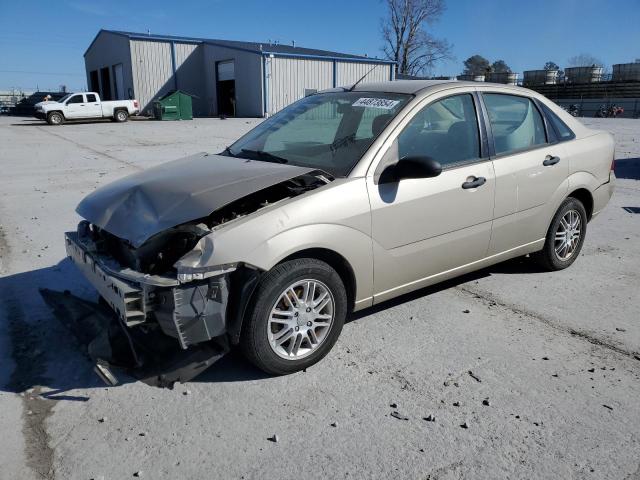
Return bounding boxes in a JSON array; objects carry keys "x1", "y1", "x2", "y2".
[{"x1": 86, "y1": 29, "x2": 394, "y2": 64}]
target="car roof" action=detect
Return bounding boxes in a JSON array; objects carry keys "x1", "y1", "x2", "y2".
[{"x1": 345, "y1": 79, "x2": 538, "y2": 96}]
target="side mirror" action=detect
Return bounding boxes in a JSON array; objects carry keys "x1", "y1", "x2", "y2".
[{"x1": 380, "y1": 156, "x2": 442, "y2": 183}]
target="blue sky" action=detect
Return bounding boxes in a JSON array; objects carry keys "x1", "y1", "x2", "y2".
[{"x1": 0, "y1": 0, "x2": 638, "y2": 91}]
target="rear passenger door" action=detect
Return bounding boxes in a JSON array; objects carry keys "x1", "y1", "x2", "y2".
[
  {"x1": 83, "y1": 93, "x2": 102, "y2": 118},
  {"x1": 479, "y1": 90, "x2": 569, "y2": 254}
]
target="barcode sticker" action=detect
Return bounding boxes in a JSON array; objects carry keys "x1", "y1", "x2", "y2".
[{"x1": 352, "y1": 98, "x2": 400, "y2": 110}]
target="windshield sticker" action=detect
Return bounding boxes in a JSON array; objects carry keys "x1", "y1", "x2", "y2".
[{"x1": 352, "y1": 98, "x2": 400, "y2": 110}]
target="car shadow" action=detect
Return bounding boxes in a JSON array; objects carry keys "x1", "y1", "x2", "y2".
[
  {"x1": 0, "y1": 254, "x2": 542, "y2": 397},
  {"x1": 9, "y1": 117, "x2": 151, "y2": 127},
  {"x1": 349, "y1": 255, "x2": 544, "y2": 321},
  {"x1": 615, "y1": 157, "x2": 640, "y2": 180}
]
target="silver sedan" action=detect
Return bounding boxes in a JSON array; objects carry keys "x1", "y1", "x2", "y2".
[{"x1": 63, "y1": 80, "x2": 615, "y2": 382}]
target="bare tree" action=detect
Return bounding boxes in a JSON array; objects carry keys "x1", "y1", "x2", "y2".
[
  {"x1": 381, "y1": 0, "x2": 453, "y2": 76},
  {"x1": 567, "y1": 53, "x2": 604, "y2": 67}
]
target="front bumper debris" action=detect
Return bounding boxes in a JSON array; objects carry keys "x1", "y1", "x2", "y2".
[
  {"x1": 65, "y1": 228, "x2": 230, "y2": 348},
  {"x1": 53, "y1": 226, "x2": 235, "y2": 387},
  {"x1": 40, "y1": 289, "x2": 228, "y2": 388}
]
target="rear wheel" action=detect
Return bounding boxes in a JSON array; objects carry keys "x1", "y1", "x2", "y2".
[
  {"x1": 534, "y1": 197, "x2": 587, "y2": 271},
  {"x1": 240, "y1": 258, "x2": 347, "y2": 375},
  {"x1": 114, "y1": 109, "x2": 129, "y2": 122},
  {"x1": 47, "y1": 111, "x2": 64, "y2": 125}
]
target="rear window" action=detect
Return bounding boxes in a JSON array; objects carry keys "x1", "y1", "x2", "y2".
[
  {"x1": 483, "y1": 93, "x2": 547, "y2": 155},
  {"x1": 86, "y1": 94, "x2": 97, "y2": 102},
  {"x1": 541, "y1": 104, "x2": 575, "y2": 142}
]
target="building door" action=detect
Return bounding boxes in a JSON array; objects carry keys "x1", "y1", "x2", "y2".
[
  {"x1": 89, "y1": 70, "x2": 100, "y2": 93},
  {"x1": 99, "y1": 67, "x2": 112, "y2": 101},
  {"x1": 112, "y1": 64, "x2": 124, "y2": 100},
  {"x1": 216, "y1": 60, "x2": 236, "y2": 116}
]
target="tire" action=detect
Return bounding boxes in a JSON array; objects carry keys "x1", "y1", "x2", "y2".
[
  {"x1": 534, "y1": 197, "x2": 588, "y2": 271},
  {"x1": 114, "y1": 109, "x2": 129, "y2": 122},
  {"x1": 47, "y1": 111, "x2": 64, "y2": 125},
  {"x1": 240, "y1": 258, "x2": 347, "y2": 375}
]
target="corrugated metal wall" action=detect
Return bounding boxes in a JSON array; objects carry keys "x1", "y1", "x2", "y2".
[
  {"x1": 174, "y1": 43, "x2": 198, "y2": 68},
  {"x1": 130, "y1": 40, "x2": 174, "y2": 112},
  {"x1": 266, "y1": 58, "x2": 393, "y2": 115},
  {"x1": 267, "y1": 57, "x2": 333, "y2": 114},
  {"x1": 336, "y1": 62, "x2": 391, "y2": 87},
  {"x1": 173, "y1": 42, "x2": 205, "y2": 115}
]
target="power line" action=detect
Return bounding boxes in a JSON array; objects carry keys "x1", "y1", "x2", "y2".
[{"x1": 0, "y1": 70, "x2": 85, "y2": 76}]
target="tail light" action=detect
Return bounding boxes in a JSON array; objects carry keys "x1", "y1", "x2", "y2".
[
  {"x1": 133, "y1": 100, "x2": 139, "y2": 108},
  {"x1": 610, "y1": 154, "x2": 615, "y2": 181}
]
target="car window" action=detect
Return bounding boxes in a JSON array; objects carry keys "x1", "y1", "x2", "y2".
[
  {"x1": 397, "y1": 93, "x2": 481, "y2": 167},
  {"x1": 228, "y1": 92, "x2": 411, "y2": 177},
  {"x1": 483, "y1": 93, "x2": 546, "y2": 155},
  {"x1": 86, "y1": 94, "x2": 97, "y2": 102},
  {"x1": 540, "y1": 104, "x2": 575, "y2": 142},
  {"x1": 67, "y1": 95, "x2": 84, "y2": 104}
]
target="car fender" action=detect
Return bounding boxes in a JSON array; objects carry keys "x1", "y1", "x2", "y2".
[
  {"x1": 567, "y1": 170, "x2": 600, "y2": 194},
  {"x1": 216, "y1": 223, "x2": 374, "y2": 308}
]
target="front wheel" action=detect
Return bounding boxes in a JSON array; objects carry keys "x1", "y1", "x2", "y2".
[
  {"x1": 534, "y1": 197, "x2": 587, "y2": 271},
  {"x1": 46, "y1": 111, "x2": 64, "y2": 125},
  {"x1": 240, "y1": 258, "x2": 347, "y2": 375},
  {"x1": 114, "y1": 109, "x2": 129, "y2": 122}
]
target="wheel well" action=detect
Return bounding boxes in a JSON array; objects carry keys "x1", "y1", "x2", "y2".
[
  {"x1": 280, "y1": 248, "x2": 357, "y2": 312},
  {"x1": 48, "y1": 110, "x2": 63, "y2": 117},
  {"x1": 568, "y1": 188, "x2": 593, "y2": 220}
]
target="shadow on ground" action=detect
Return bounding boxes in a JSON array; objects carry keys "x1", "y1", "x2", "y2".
[
  {"x1": 0, "y1": 255, "x2": 545, "y2": 397},
  {"x1": 615, "y1": 157, "x2": 640, "y2": 180}
]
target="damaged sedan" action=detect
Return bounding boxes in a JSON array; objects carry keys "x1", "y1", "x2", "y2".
[{"x1": 47, "y1": 80, "x2": 614, "y2": 386}]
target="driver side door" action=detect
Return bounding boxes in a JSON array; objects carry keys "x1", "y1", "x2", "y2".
[
  {"x1": 64, "y1": 94, "x2": 87, "y2": 119},
  {"x1": 367, "y1": 91, "x2": 496, "y2": 302}
]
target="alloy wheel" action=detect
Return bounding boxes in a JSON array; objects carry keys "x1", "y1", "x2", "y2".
[
  {"x1": 267, "y1": 279, "x2": 335, "y2": 360},
  {"x1": 554, "y1": 209, "x2": 582, "y2": 260}
]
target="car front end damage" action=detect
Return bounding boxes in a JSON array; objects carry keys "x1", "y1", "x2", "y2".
[
  {"x1": 41, "y1": 153, "x2": 332, "y2": 387},
  {"x1": 44, "y1": 223, "x2": 236, "y2": 387}
]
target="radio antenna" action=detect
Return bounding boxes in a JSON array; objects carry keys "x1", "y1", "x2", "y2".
[{"x1": 347, "y1": 64, "x2": 380, "y2": 91}]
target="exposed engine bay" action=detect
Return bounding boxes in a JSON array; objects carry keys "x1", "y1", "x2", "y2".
[
  {"x1": 43, "y1": 168, "x2": 332, "y2": 387},
  {"x1": 89, "y1": 171, "x2": 331, "y2": 276}
]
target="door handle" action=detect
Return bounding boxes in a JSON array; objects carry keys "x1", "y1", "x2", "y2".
[
  {"x1": 543, "y1": 155, "x2": 560, "y2": 166},
  {"x1": 461, "y1": 176, "x2": 486, "y2": 189}
]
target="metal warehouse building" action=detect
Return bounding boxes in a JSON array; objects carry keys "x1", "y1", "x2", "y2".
[{"x1": 84, "y1": 29, "x2": 395, "y2": 117}]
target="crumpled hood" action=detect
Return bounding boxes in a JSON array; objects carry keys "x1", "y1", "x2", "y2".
[{"x1": 77, "y1": 153, "x2": 314, "y2": 247}]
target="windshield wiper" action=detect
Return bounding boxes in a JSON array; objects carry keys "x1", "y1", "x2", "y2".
[{"x1": 240, "y1": 149, "x2": 288, "y2": 164}]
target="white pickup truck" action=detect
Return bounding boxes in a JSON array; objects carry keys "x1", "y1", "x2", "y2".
[{"x1": 34, "y1": 92, "x2": 140, "y2": 125}]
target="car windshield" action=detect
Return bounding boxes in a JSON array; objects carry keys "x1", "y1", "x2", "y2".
[
  {"x1": 57, "y1": 94, "x2": 73, "y2": 103},
  {"x1": 226, "y1": 91, "x2": 412, "y2": 177}
]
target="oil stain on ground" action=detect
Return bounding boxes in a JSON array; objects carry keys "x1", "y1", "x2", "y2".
[{"x1": 3, "y1": 293, "x2": 55, "y2": 480}]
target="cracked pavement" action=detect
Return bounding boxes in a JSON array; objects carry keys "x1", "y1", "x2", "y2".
[{"x1": 0, "y1": 116, "x2": 639, "y2": 479}]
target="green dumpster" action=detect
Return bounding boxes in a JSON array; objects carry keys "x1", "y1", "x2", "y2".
[{"x1": 153, "y1": 90, "x2": 193, "y2": 120}]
